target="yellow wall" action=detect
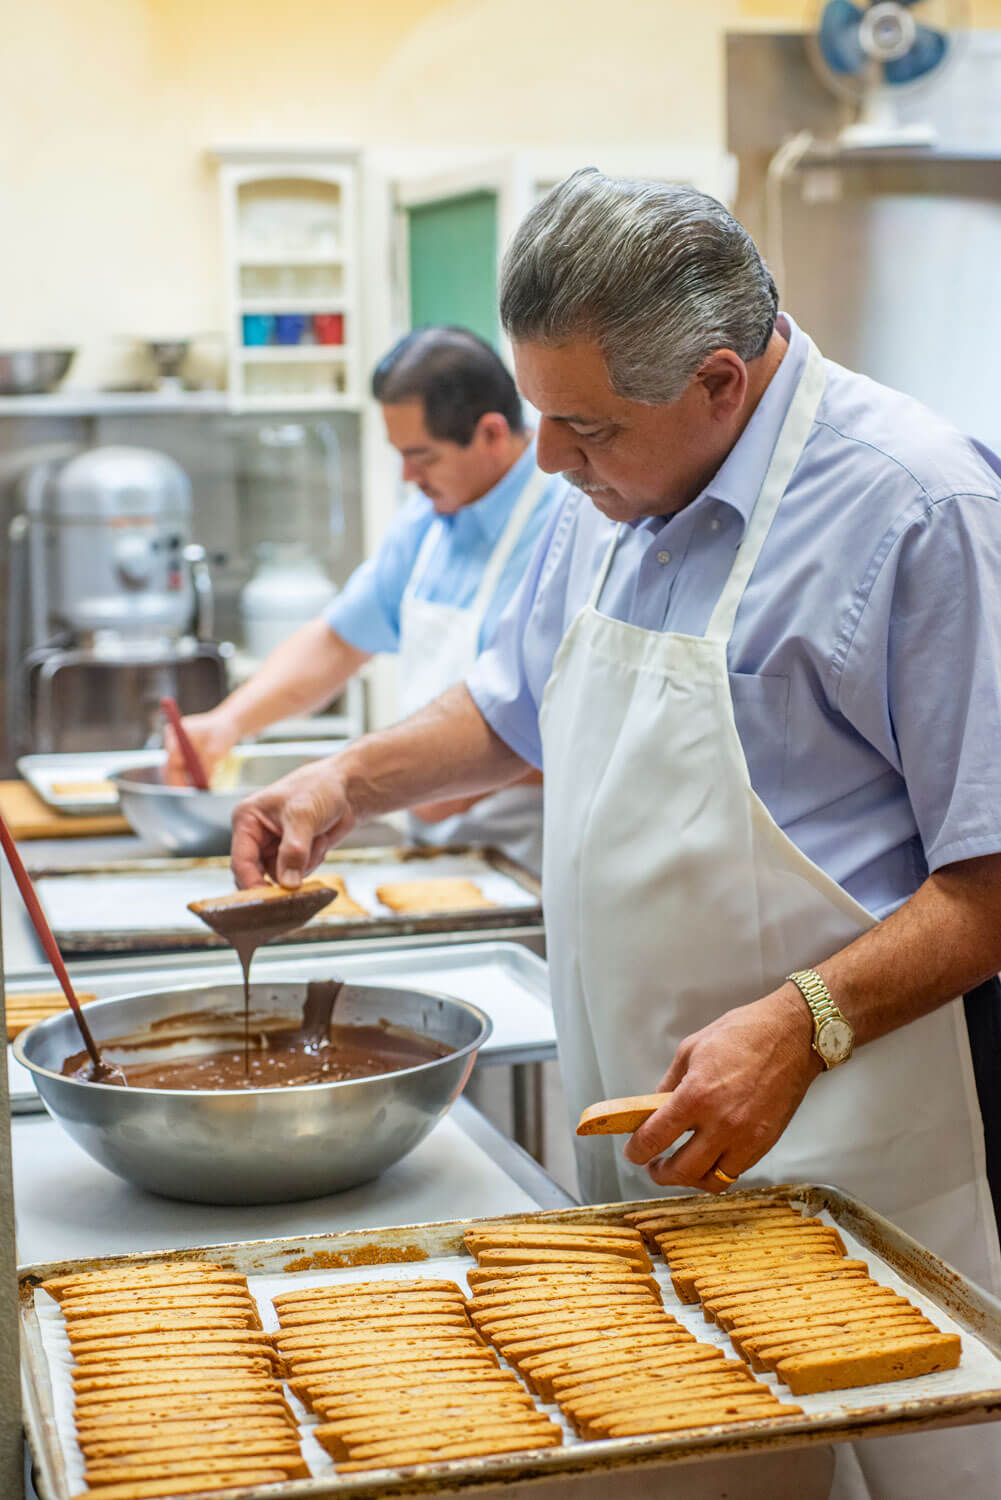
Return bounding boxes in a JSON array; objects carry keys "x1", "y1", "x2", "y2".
[{"x1": 2, "y1": 0, "x2": 998, "y2": 387}]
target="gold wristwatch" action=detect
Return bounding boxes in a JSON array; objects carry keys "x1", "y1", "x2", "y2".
[{"x1": 786, "y1": 969, "x2": 854, "y2": 1069}]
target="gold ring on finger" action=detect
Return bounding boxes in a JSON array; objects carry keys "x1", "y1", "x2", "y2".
[{"x1": 711, "y1": 1165, "x2": 737, "y2": 1187}]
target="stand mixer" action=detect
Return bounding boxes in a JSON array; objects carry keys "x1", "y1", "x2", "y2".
[{"x1": 6, "y1": 444, "x2": 227, "y2": 758}]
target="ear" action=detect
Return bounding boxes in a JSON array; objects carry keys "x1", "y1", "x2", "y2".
[
  {"x1": 695, "y1": 350, "x2": 747, "y2": 420},
  {"x1": 473, "y1": 411, "x2": 511, "y2": 447}
]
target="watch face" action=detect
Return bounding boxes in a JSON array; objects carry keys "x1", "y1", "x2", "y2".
[{"x1": 818, "y1": 1016, "x2": 853, "y2": 1064}]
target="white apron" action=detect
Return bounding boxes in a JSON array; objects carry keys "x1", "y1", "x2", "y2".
[
  {"x1": 539, "y1": 338, "x2": 1001, "y2": 1499},
  {"x1": 398, "y1": 466, "x2": 547, "y2": 875}
]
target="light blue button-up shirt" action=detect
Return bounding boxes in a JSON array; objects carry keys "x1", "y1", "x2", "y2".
[
  {"x1": 467, "y1": 315, "x2": 1001, "y2": 919},
  {"x1": 326, "y1": 439, "x2": 565, "y2": 655}
]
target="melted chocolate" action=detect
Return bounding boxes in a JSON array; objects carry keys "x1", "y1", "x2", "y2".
[
  {"x1": 61, "y1": 985, "x2": 452, "y2": 1091},
  {"x1": 186, "y1": 883, "x2": 335, "y2": 1074}
]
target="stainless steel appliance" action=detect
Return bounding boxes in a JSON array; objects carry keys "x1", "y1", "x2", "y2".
[{"x1": 6, "y1": 444, "x2": 227, "y2": 757}]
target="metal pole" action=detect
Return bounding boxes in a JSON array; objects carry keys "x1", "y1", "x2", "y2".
[{"x1": 0, "y1": 880, "x2": 25, "y2": 1498}]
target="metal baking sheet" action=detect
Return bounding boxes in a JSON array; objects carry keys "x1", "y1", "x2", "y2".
[
  {"x1": 6, "y1": 940, "x2": 555, "y2": 1112},
  {"x1": 18, "y1": 740, "x2": 352, "y2": 816},
  {"x1": 19, "y1": 1185, "x2": 1001, "y2": 1500},
  {"x1": 17, "y1": 750, "x2": 162, "y2": 814},
  {"x1": 31, "y1": 846, "x2": 542, "y2": 955}
]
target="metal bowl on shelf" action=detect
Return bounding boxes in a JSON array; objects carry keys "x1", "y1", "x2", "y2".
[
  {"x1": 0, "y1": 348, "x2": 76, "y2": 396},
  {"x1": 111, "y1": 741, "x2": 348, "y2": 855},
  {"x1": 15, "y1": 979, "x2": 491, "y2": 1204}
]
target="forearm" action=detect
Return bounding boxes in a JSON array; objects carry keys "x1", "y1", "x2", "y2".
[
  {"x1": 786, "y1": 852, "x2": 1001, "y2": 1049},
  {"x1": 340, "y1": 685, "x2": 530, "y2": 824},
  {"x1": 221, "y1": 618, "x2": 369, "y2": 736}
]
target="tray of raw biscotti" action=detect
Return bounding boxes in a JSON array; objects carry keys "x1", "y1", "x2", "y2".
[
  {"x1": 26, "y1": 847, "x2": 541, "y2": 956},
  {"x1": 18, "y1": 1184, "x2": 1001, "y2": 1500}
]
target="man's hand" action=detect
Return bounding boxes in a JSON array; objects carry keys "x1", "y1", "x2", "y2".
[
  {"x1": 622, "y1": 986, "x2": 821, "y2": 1194},
  {"x1": 231, "y1": 757, "x2": 355, "y2": 889},
  {"x1": 164, "y1": 708, "x2": 240, "y2": 786}
]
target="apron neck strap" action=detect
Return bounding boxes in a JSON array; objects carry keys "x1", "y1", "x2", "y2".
[
  {"x1": 706, "y1": 337, "x2": 826, "y2": 642},
  {"x1": 403, "y1": 462, "x2": 548, "y2": 621},
  {"x1": 403, "y1": 516, "x2": 444, "y2": 600}
]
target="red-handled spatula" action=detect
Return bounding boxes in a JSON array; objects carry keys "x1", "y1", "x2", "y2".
[
  {"x1": 0, "y1": 813, "x2": 126, "y2": 1085},
  {"x1": 160, "y1": 695, "x2": 210, "y2": 790}
]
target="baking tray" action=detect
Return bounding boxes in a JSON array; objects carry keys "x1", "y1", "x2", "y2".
[
  {"x1": 5, "y1": 939, "x2": 556, "y2": 1113},
  {"x1": 17, "y1": 750, "x2": 163, "y2": 814},
  {"x1": 19, "y1": 1185, "x2": 1001, "y2": 1500},
  {"x1": 18, "y1": 741, "x2": 352, "y2": 816},
  {"x1": 30, "y1": 846, "x2": 542, "y2": 956}
]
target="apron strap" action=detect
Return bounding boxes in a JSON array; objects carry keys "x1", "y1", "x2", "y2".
[
  {"x1": 402, "y1": 516, "x2": 445, "y2": 602},
  {"x1": 706, "y1": 337, "x2": 827, "y2": 643},
  {"x1": 466, "y1": 464, "x2": 551, "y2": 627}
]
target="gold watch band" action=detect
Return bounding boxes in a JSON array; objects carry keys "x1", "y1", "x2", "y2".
[{"x1": 786, "y1": 969, "x2": 853, "y2": 1068}]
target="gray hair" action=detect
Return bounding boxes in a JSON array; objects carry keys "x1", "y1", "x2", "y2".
[{"x1": 500, "y1": 168, "x2": 779, "y2": 405}]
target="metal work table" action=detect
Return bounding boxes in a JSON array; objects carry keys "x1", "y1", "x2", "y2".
[{"x1": 10, "y1": 1095, "x2": 572, "y2": 1266}]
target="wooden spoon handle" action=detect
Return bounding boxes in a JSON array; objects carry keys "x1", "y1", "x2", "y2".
[
  {"x1": 0, "y1": 813, "x2": 105, "y2": 1072},
  {"x1": 160, "y1": 696, "x2": 210, "y2": 790},
  {"x1": 576, "y1": 1092, "x2": 674, "y2": 1136}
]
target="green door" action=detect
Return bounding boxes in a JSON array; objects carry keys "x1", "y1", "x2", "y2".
[{"x1": 407, "y1": 190, "x2": 499, "y2": 347}]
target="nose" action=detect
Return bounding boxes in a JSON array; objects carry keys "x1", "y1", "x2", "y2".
[
  {"x1": 536, "y1": 417, "x2": 582, "y2": 475},
  {"x1": 401, "y1": 457, "x2": 422, "y2": 485}
]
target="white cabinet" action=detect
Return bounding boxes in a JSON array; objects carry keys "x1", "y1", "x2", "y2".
[{"x1": 212, "y1": 146, "x2": 363, "y2": 412}]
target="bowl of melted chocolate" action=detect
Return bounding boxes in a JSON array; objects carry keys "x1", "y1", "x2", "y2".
[{"x1": 14, "y1": 977, "x2": 491, "y2": 1204}]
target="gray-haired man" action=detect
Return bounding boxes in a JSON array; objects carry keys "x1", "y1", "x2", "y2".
[{"x1": 234, "y1": 169, "x2": 1001, "y2": 1497}]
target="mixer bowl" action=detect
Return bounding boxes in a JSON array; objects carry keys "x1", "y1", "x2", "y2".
[
  {"x1": 112, "y1": 742, "x2": 347, "y2": 855},
  {"x1": 0, "y1": 348, "x2": 76, "y2": 395},
  {"x1": 15, "y1": 980, "x2": 491, "y2": 1204}
]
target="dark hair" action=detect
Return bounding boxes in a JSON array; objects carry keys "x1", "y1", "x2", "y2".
[{"x1": 371, "y1": 326, "x2": 524, "y2": 445}]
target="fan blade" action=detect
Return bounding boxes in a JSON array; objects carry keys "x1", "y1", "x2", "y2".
[
  {"x1": 818, "y1": 0, "x2": 868, "y2": 76},
  {"x1": 883, "y1": 24, "x2": 949, "y2": 83}
]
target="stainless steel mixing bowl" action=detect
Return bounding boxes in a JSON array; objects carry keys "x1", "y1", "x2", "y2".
[
  {"x1": 15, "y1": 980, "x2": 491, "y2": 1204},
  {"x1": 112, "y1": 742, "x2": 347, "y2": 855},
  {"x1": 0, "y1": 348, "x2": 76, "y2": 395}
]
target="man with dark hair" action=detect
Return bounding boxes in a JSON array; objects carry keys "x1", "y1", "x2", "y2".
[{"x1": 169, "y1": 326, "x2": 564, "y2": 871}]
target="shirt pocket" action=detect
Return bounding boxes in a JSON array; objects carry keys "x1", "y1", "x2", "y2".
[{"x1": 727, "y1": 672, "x2": 790, "y2": 818}]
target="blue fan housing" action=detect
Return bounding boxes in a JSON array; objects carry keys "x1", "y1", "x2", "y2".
[{"x1": 817, "y1": 0, "x2": 949, "y2": 84}]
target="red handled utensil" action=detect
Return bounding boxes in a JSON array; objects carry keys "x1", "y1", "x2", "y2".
[
  {"x1": 0, "y1": 813, "x2": 125, "y2": 1084},
  {"x1": 160, "y1": 695, "x2": 210, "y2": 790}
]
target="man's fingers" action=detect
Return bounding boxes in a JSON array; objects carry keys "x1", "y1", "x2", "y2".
[
  {"x1": 644, "y1": 1129, "x2": 730, "y2": 1190},
  {"x1": 230, "y1": 804, "x2": 280, "y2": 887},
  {"x1": 622, "y1": 1095, "x2": 691, "y2": 1166}
]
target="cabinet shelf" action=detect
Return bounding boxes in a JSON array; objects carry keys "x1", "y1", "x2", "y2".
[
  {"x1": 238, "y1": 250, "x2": 349, "y2": 267},
  {"x1": 218, "y1": 152, "x2": 361, "y2": 412},
  {"x1": 232, "y1": 393, "x2": 363, "y2": 412},
  {"x1": 239, "y1": 297, "x2": 349, "y2": 314},
  {"x1": 238, "y1": 345, "x2": 350, "y2": 362}
]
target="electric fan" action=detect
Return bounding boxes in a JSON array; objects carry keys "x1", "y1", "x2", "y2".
[{"x1": 807, "y1": 0, "x2": 965, "y2": 148}]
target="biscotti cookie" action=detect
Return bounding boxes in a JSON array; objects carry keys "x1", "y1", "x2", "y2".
[
  {"x1": 476, "y1": 1246, "x2": 649, "y2": 1273},
  {"x1": 776, "y1": 1333, "x2": 961, "y2": 1394},
  {"x1": 82, "y1": 1453, "x2": 310, "y2": 1485},
  {"x1": 375, "y1": 877, "x2": 497, "y2": 913},
  {"x1": 68, "y1": 1476, "x2": 290, "y2": 1500}
]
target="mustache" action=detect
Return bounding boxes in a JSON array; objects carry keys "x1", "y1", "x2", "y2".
[{"x1": 562, "y1": 470, "x2": 614, "y2": 496}]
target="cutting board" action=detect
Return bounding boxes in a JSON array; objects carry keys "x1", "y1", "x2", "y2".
[{"x1": 0, "y1": 781, "x2": 130, "y2": 839}]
